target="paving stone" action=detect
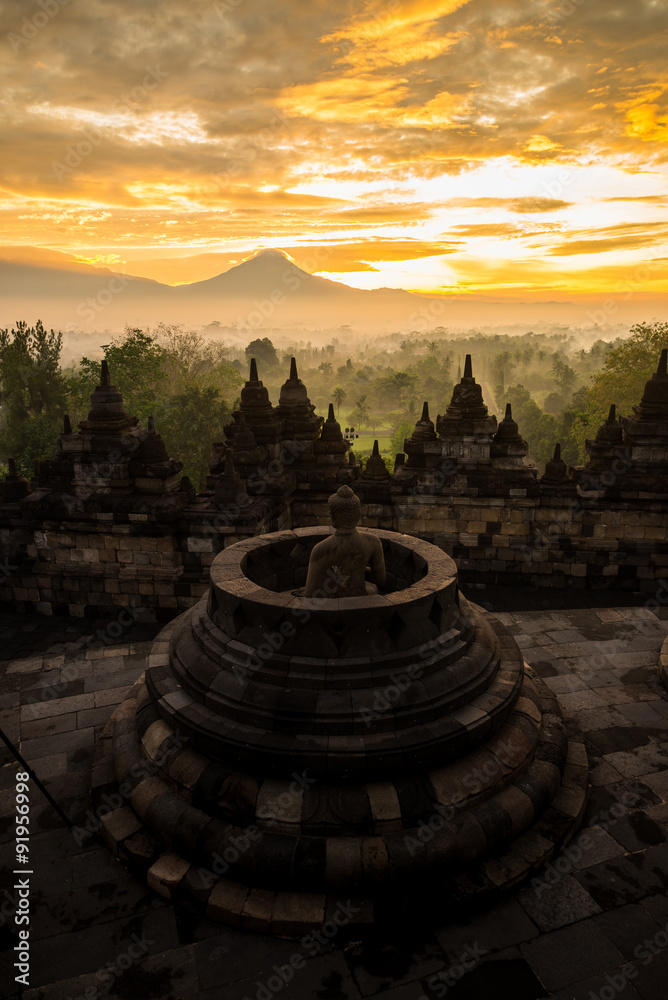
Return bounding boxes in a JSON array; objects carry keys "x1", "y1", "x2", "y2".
[
  {"x1": 644, "y1": 801, "x2": 668, "y2": 824},
  {"x1": 94, "y1": 688, "x2": 127, "y2": 708},
  {"x1": 84, "y1": 666, "x2": 145, "y2": 693},
  {"x1": 266, "y1": 951, "x2": 361, "y2": 1000},
  {"x1": 584, "y1": 670, "x2": 620, "y2": 689},
  {"x1": 194, "y1": 929, "x2": 297, "y2": 990},
  {"x1": 586, "y1": 786, "x2": 668, "y2": 849},
  {"x1": 645, "y1": 767, "x2": 668, "y2": 801},
  {"x1": 431, "y1": 950, "x2": 550, "y2": 1000},
  {"x1": 618, "y1": 684, "x2": 665, "y2": 704},
  {"x1": 6, "y1": 655, "x2": 46, "y2": 674},
  {"x1": 546, "y1": 631, "x2": 586, "y2": 645},
  {"x1": 19, "y1": 691, "x2": 96, "y2": 721},
  {"x1": 630, "y1": 948, "x2": 668, "y2": 1000},
  {"x1": 608, "y1": 651, "x2": 661, "y2": 669},
  {"x1": 617, "y1": 703, "x2": 668, "y2": 726},
  {"x1": 348, "y1": 936, "x2": 446, "y2": 996},
  {"x1": 20, "y1": 712, "x2": 78, "y2": 741},
  {"x1": 19, "y1": 726, "x2": 96, "y2": 760},
  {"x1": 572, "y1": 707, "x2": 633, "y2": 732},
  {"x1": 641, "y1": 892, "x2": 668, "y2": 927},
  {"x1": 592, "y1": 902, "x2": 664, "y2": 962},
  {"x1": 25, "y1": 920, "x2": 121, "y2": 986},
  {"x1": 119, "y1": 944, "x2": 200, "y2": 1000},
  {"x1": 369, "y1": 985, "x2": 429, "y2": 1000},
  {"x1": 587, "y1": 727, "x2": 651, "y2": 755},
  {"x1": 516, "y1": 875, "x2": 602, "y2": 932},
  {"x1": 17, "y1": 752, "x2": 68, "y2": 785},
  {"x1": 551, "y1": 973, "x2": 643, "y2": 1000},
  {"x1": 569, "y1": 825, "x2": 627, "y2": 869},
  {"x1": 595, "y1": 611, "x2": 624, "y2": 623},
  {"x1": 30, "y1": 877, "x2": 158, "y2": 941},
  {"x1": 72, "y1": 846, "x2": 128, "y2": 887},
  {"x1": 595, "y1": 686, "x2": 646, "y2": 705},
  {"x1": 575, "y1": 844, "x2": 668, "y2": 909},
  {"x1": 603, "y1": 743, "x2": 668, "y2": 779},
  {"x1": 589, "y1": 761, "x2": 625, "y2": 786},
  {"x1": 435, "y1": 898, "x2": 539, "y2": 957},
  {"x1": 520, "y1": 921, "x2": 626, "y2": 990},
  {"x1": 543, "y1": 676, "x2": 588, "y2": 695},
  {"x1": 557, "y1": 691, "x2": 608, "y2": 714}
]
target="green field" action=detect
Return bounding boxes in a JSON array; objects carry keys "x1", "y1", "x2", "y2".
[{"x1": 348, "y1": 434, "x2": 393, "y2": 457}]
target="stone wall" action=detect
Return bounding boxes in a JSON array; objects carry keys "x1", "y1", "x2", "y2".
[
  {"x1": 292, "y1": 492, "x2": 668, "y2": 592},
  {"x1": 2, "y1": 350, "x2": 668, "y2": 619},
  {"x1": 0, "y1": 499, "x2": 291, "y2": 620}
]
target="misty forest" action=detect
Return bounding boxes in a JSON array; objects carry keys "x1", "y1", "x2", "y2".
[{"x1": 2, "y1": 318, "x2": 667, "y2": 491}]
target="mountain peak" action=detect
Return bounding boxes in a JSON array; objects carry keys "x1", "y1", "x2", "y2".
[{"x1": 245, "y1": 248, "x2": 291, "y2": 262}]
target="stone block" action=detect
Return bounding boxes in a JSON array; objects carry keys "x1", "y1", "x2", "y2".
[
  {"x1": 240, "y1": 888, "x2": 276, "y2": 933},
  {"x1": 147, "y1": 852, "x2": 190, "y2": 898},
  {"x1": 100, "y1": 806, "x2": 144, "y2": 852},
  {"x1": 271, "y1": 891, "x2": 326, "y2": 936},
  {"x1": 207, "y1": 879, "x2": 249, "y2": 925}
]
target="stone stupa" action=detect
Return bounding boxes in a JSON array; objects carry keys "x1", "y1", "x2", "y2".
[{"x1": 93, "y1": 486, "x2": 588, "y2": 935}]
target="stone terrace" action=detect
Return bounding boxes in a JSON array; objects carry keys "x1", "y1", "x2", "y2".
[
  {"x1": 2, "y1": 599, "x2": 668, "y2": 1000},
  {"x1": 4, "y1": 351, "x2": 668, "y2": 625}
]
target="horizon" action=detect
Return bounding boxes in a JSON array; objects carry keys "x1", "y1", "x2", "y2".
[{"x1": 1, "y1": 0, "x2": 667, "y2": 321}]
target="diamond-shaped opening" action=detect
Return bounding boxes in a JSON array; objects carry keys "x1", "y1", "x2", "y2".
[
  {"x1": 243, "y1": 537, "x2": 327, "y2": 591},
  {"x1": 231, "y1": 603, "x2": 249, "y2": 636},
  {"x1": 385, "y1": 612, "x2": 406, "y2": 646},
  {"x1": 428, "y1": 597, "x2": 443, "y2": 631},
  {"x1": 328, "y1": 620, "x2": 349, "y2": 654},
  {"x1": 412, "y1": 552, "x2": 428, "y2": 575}
]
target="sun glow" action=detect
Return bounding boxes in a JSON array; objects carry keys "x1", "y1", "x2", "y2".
[{"x1": 0, "y1": 0, "x2": 666, "y2": 310}]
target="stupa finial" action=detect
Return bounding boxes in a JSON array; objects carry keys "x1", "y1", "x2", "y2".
[
  {"x1": 464, "y1": 355, "x2": 473, "y2": 379},
  {"x1": 290, "y1": 357, "x2": 298, "y2": 380},
  {"x1": 101, "y1": 359, "x2": 111, "y2": 387},
  {"x1": 249, "y1": 357, "x2": 259, "y2": 382}
]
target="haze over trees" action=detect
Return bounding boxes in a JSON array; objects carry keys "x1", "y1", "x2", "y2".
[
  {"x1": 1, "y1": 320, "x2": 665, "y2": 485},
  {"x1": 1, "y1": 323, "x2": 242, "y2": 490},
  {"x1": 0, "y1": 320, "x2": 67, "y2": 474}
]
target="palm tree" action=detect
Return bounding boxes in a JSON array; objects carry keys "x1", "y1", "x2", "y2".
[
  {"x1": 332, "y1": 386, "x2": 346, "y2": 415},
  {"x1": 352, "y1": 394, "x2": 370, "y2": 431},
  {"x1": 318, "y1": 361, "x2": 333, "y2": 376},
  {"x1": 401, "y1": 398, "x2": 418, "y2": 421}
]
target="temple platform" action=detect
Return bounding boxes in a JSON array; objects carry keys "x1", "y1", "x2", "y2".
[{"x1": 2, "y1": 596, "x2": 668, "y2": 1000}]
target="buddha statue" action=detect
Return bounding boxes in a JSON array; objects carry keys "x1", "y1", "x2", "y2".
[{"x1": 304, "y1": 485, "x2": 386, "y2": 597}]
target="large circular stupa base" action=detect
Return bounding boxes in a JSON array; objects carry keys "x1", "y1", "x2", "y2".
[{"x1": 92, "y1": 528, "x2": 588, "y2": 935}]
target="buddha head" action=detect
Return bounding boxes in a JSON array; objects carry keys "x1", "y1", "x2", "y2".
[{"x1": 328, "y1": 484, "x2": 361, "y2": 533}]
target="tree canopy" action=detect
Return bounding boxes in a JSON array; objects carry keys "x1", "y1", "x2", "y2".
[
  {"x1": 244, "y1": 337, "x2": 278, "y2": 371},
  {"x1": 0, "y1": 320, "x2": 68, "y2": 473}
]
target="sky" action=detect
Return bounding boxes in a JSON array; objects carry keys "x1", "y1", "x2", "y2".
[{"x1": 1, "y1": 0, "x2": 667, "y2": 304}]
